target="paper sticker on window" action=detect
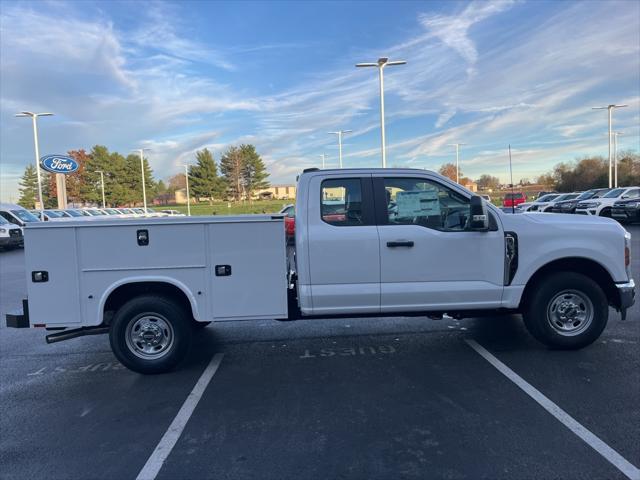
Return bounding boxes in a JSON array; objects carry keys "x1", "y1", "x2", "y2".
[{"x1": 396, "y1": 189, "x2": 440, "y2": 217}]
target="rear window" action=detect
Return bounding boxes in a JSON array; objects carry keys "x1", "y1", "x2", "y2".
[
  {"x1": 505, "y1": 193, "x2": 523, "y2": 199},
  {"x1": 320, "y1": 178, "x2": 363, "y2": 226}
]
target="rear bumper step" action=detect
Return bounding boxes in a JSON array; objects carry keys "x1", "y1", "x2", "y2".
[{"x1": 5, "y1": 299, "x2": 29, "y2": 328}]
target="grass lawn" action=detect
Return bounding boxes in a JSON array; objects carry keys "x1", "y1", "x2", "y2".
[{"x1": 158, "y1": 200, "x2": 293, "y2": 216}]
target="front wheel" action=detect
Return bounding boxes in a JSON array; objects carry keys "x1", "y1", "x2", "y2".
[
  {"x1": 109, "y1": 295, "x2": 193, "y2": 374},
  {"x1": 523, "y1": 272, "x2": 608, "y2": 349}
]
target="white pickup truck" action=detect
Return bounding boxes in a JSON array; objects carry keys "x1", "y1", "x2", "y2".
[{"x1": 6, "y1": 168, "x2": 635, "y2": 373}]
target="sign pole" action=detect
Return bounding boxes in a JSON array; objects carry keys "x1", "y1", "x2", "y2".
[{"x1": 31, "y1": 116, "x2": 45, "y2": 214}]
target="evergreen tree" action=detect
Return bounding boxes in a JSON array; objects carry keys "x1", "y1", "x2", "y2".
[
  {"x1": 240, "y1": 144, "x2": 269, "y2": 199},
  {"x1": 190, "y1": 148, "x2": 223, "y2": 202},
  {"x1": 18, "y1": 165, "x2": 39, "y2": 208},
  {"x1": 123, "y1": 153, "x2": 156, "y2": 206},
  {"x1": 219, "y1": 146, "x2": 244, "y2": 201},
  {"x1": 80, "y1": 146, "x2": 129, "y2": 206}
]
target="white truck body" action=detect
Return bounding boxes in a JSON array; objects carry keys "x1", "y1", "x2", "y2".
[
  {"x1": 7, "y1": 168, "x2": 635, "y2": 373},
  {"x1": 23, "y1": 215, "x2": 288, "y2": 327}
]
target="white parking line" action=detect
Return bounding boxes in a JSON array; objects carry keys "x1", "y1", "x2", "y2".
[
  {"x1": 466, "y1": 339, "x2": 640, "y2": 480},
  {"x1": 136, "y1": 353, "x2": 225, "y2": 480}
]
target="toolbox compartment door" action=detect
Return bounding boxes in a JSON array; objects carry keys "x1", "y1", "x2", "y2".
[{"x1": 208, "y1": 220, "x2": 287, "y2": 320}]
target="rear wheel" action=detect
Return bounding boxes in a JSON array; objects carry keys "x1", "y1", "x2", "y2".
[
  {"x1": 523, "y1": 272, "x2": 608, "y2": 349},
  {"x1": 109, "y1": 295, "x2": 192, "y2": 374}
]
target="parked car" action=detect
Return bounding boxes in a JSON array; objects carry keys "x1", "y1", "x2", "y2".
[
  {"x1": 612, "y1": 198, "x2": 640, "y2": 224},
  {"x1": 502, "y1": 192, "x2": 527, "y2": 207},
  {"x1": 0, "y1": 216, "x2": 23, "y2": 249},
  {"x1": 64, "y1": 209, "x2": 92, "y2": 217},
  {"x1": 279, "y1": 204, "x2": 295, "y2": 239},
  {"x1": 499, "y1": 206, "x2": 524, "y2": 214},
  {"x1": 575, "y1": 186, "x2": 640, "y2": 217},
  {"x1": 538, "y1": 193, "x2": 581, "y2": 212},
  {"x1": 0, "y1": 203, "x2": 41, "y2": 227},
  {"x1": 535, "y1": 191, "x2": 556, "y2": 200},
  {"x1": 160, "y1": 210, "x2": 185, "y2": 216},
  {"x1": 30, "y1": 209, "x2": 75, "y2": 221},
  {"x1": 551, "y1": 188, "x2": 610, "y2": 214},
  {"x1": 522, "y1": 193, "x2": 560, "y2": 212},
  {"x1": 7, "y1": 168, "x2": 634, "y2": 374}
]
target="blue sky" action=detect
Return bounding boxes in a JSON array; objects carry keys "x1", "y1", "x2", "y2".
[{"x1": 1, "y1": 0, "x2": 639, "y2": 202}]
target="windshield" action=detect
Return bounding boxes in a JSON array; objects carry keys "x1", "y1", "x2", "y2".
[
  {"x1": 132, "y1": 208, "x2": 145, "y2": 214},
  {"x1": 0, "y1": 216, "x2": 9, "y2": 225},
  {"x1": 576, "y1": 191, "x2": 596, "y2": 200},
  {"x1": 11, "y1": 210, "x2": 39, "y2": 222},
  {"x1": 44, "y1": 210, "x2": 65, "y2": 218},
  {"x1": 603, "y1": 188, "x2": 625, "y2": 198},
  {"x1": 86, "y1": 209, "x2": 106, "y2": 216},
  {"x1": 104, "y1": 209, "x2": 120, "y2": 215},
  {"x1": 64, "y1": 210, "x2": 83, "y2": 217},
  {"x1": 538, "y1": 194, "x2": 559, "y2": 202}
]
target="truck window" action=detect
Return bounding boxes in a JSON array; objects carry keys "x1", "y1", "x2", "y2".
[
  {"x1": 382, "y1": 177, "x2": 471, "y2": 231},
  {"x1": 321, "y1": 178, "x2": 364, "y2": 226}
]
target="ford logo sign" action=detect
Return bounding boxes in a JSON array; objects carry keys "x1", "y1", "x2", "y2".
[{"x1": 40, "y1": 155, "x2": 79, "y2": 174}]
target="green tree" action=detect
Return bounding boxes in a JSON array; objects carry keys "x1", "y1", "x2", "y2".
[
  {"x1": 190, "y1": 148, "x2": 223, "y2": 202},
  {"x1": 156, "y1": 180, "x2": 167, "y2": 195},
  {"x1": 220, "y1": 146, "x2": 245, "y2": 201},
  {"x1": 80, "y1": 146, "x2": 129, "y2": 206},
  {"x1": 240, "y1": 144, "x2": 269, "y2": 199},
  {"x1": 18, "y1": 164, "x2": 39, "y2": 208},
  {"x1": 123, "y1": 153, "x2": 156, "y2": 206}
]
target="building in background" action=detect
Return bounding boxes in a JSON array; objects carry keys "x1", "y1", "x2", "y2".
[{"x1": 256, "y1": 185, "x2": 296, "y2": 200}]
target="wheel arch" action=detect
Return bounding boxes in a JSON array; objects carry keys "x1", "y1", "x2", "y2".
[
  {"x1": 100, "y1": 277, "x2": 200, "y2": 325},
  {"x1": 520, "y1": 257, "x2": 619, "y2": 310}
]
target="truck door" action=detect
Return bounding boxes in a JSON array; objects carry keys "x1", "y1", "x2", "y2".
[
  {"x1": 304, "y1": 175, "x2": 380, "y2": 315},
  {"x1": 373, "y1": 175, "x2": 504, "y2": 312}
]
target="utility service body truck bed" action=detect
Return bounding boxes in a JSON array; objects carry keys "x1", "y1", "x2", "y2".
[{"x1": 7, "y1": 169, "x2": 635, "y2": 373}]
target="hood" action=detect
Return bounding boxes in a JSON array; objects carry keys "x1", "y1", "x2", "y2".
[{"x1": 498, "y1": 210, "x2": 625, "y2": 232}]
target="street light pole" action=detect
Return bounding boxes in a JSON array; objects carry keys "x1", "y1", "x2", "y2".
[
  {"x1": 613, "y1": 132, "x2": 623, "y2": 188},
  {"x1": 183, "y1": 164, "x2": 191, "y2": 216},
  {"x1": 319, "y1": 154, "x2": 327, "y2": 169},
  {"x1": 328, "y1": 130, "x2": 352, "y2": 168},
  {"x1": 356, "y1": 57, "x2": 406, "y2": 168},
  {"x1": 448, "y1": 143, "x2": 466, "y2": 183},
  {"x1": 592, "y1": 104, "x2": 627, "y2": 188},
  {"x1": 15, "y1": 111, "x2": 54, "y2": 213},
  {"x1": 132, "y1": 148, "x2": 151, "y2": 214},
  {"x1": 95, "y1": 170, "x2": 106, "y2": 208}
]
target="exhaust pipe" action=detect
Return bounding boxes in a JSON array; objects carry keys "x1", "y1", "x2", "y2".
[{"x1": 46, "y1": 326, "x2": 109, "y2": 344}]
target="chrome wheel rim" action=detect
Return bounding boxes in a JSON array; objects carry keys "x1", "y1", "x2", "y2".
[
  {"x1": 125, "y1": 314, "x2": 174, "y2": 359},
  {"x1": 546, "y1": 290, "x2": 594, "y2": 336}
]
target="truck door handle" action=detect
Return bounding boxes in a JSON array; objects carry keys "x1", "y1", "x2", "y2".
[{"x1": 387, "y1": 241, "x2": 414, "y2": 248}]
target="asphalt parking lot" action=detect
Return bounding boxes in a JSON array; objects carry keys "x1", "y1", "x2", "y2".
[{"x1": 1, "y1": 226, "x2": 638, "y2": 480}]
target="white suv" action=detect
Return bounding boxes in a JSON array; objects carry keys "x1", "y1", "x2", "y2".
[{"x1": 575, "y1": 186, "x2": 640, "y2": 216}]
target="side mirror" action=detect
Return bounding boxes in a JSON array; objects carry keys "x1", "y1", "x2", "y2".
[{"x1": 469, "y1": 196, "x2": 489, "y2": 231}]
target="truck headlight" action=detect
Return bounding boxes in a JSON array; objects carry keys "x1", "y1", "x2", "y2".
[
  {"x1": 626, "y1": 201, "x2": 639, "y2": 209},
  {"x1": 0, "y1": 228, "x2": 6, "y2": 233},
  {"x1": 582, "y1": 201, "x2": 600, "y2": 208}
]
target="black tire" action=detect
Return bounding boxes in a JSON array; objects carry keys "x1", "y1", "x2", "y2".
[
  {"x1": 109, "y1": 295, "x2": 193, "y2": 374},
  {"x1": 599, "y1": 208, "x2": 612, "y2": 217},
  {"x1": 523, "y1": 272, "x2": 608, "y2": 349}
]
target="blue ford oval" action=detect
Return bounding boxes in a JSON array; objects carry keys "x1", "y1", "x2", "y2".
[{"x1": 40, "y1": 155, "x2": 79, "y2": 174}]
